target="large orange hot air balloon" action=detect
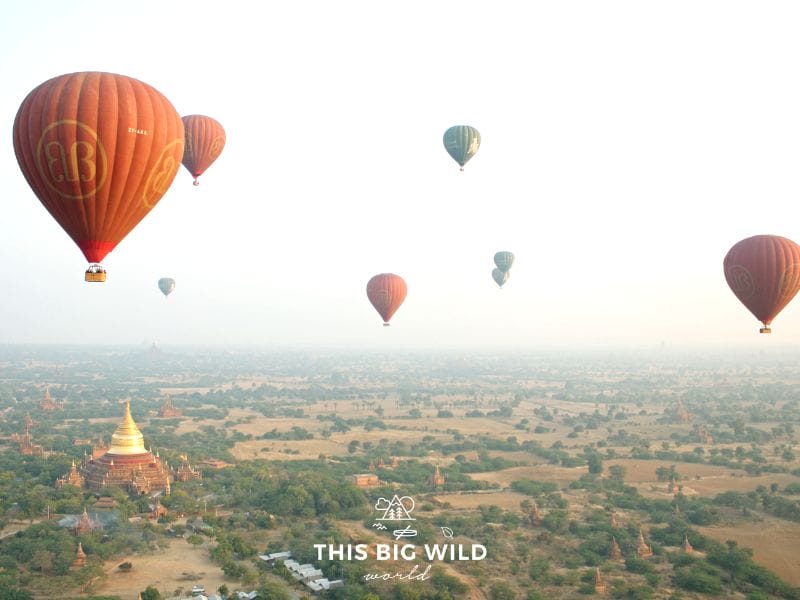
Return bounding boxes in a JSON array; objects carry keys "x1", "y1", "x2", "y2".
[
  {"x1": 181, "y1": 115, "x2": 226, "y2": 186},
  {"x1": 723, "y1": 234, "x2": 800, "y2": 333},
  {"x1": 13, "y1": 72, "x2": 184, "y2": 281},
  {"x1": 366, "y1": 273, "x2": 407, "y2": 326}
]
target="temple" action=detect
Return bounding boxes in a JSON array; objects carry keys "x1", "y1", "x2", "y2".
[
  {"x1": 78, "y1": 401, "x2": 173, "y2": 496},
  {"x1": 71, "y1": 542, "x2": 87, "y2": 569},
  {"x1": 158, "y1": 395, "x2": 181, "y2": 418},
  {"x1": 681, "y1": 534, "x2": 694, "y2": 554},
  {"x1": 40, "y1": 387, "x2": 63, "y2": 411},
  {"x1": 55, "y1": 460, "x2": 85, "y2": 489}
]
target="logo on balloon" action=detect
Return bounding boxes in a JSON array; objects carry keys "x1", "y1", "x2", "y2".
[
  {"x1": 210, "y1": 136, "x2": 225, "y2": 159},
  {"x1": 726, "y1": 265, "x2": 755, "y2": 300},
  {"x1": 142, "y1": 139, "x2": 184, "y2": 208},
  {"x1": 778, "y1": 264, "x2": 800, "y2": 302},
  {"x1": 35, "y1": 120, "x2": 108, "y2": 200}
]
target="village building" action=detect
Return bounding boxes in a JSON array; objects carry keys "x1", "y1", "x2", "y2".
[
  {"x1": 78, "y1": 401, "x2": 173, "y2": 496},
  {"x1": 93, "y1": 497, "x2": 119, "y2": 510},
  {"x1": 637, "y1": 528, "x2": 653, "y2": 558},
  {"x1": 349, "y1": 473, "x2": 380, "y2": 487}
]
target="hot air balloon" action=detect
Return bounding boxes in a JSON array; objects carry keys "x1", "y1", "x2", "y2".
[
  {"x1": 13, "y1": 72, "x2": 184, "y2": 282},
  {"x1": 494, "y1": 251, "x2": 515, "y2": 272},
  {"x1": 367, "y1": 273, "x2": 407, "y2": 326},
  {"x1": 723, "y1": 234, "x2": 800, "y2": 333},
  {"x1": 181, "y1": 115, "x2": 226, "y2": 186},
  {"x1": 158, "y1": 277, "x2": 176, "y2": 298},
  {"x1": 492, "y1": 268, "x2": 509, "y2": 288},
  {"x1": 443, "y1": 125, "x2": 480, "y2": 170}
]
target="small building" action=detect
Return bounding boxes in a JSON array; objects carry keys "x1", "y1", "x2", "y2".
[
  {"x1": 93, "y1": 497, "x2": 119, "y2": 510},
  {"x1": 40, "y1": 387, "x2": 63, "y2": 411},
  {"x1": 349, "y1": 473, "x2": 380, "y2": 487},
  {"x1": 681, "y1": 534, "x2": 694, "y2": 554}
]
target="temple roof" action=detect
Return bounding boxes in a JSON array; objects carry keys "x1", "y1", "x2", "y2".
[{"x1": 108, "y1": 401, "x2": 147, "y2": 456}]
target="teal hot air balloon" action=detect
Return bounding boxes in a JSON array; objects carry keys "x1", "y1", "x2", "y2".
[
  {"x1": 494, "y1": 251, "x2": 515, "y2": 273},
  {"x1": 443, "y1": 125, "x2": 481, "y2": 170},
  {"x1": 492, "y1": 268, "x2": 509, "y2": 288},
  {"x1": 158, "y1": 278, "x2": 176, "y2": 298}
]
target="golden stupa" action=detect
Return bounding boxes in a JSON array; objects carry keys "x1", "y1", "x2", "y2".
[{"x1": 79, "y1": 401, "x2": 172, "y2": 495}]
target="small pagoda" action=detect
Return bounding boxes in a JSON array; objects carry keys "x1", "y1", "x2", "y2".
[
  {"x1": 681, "y1": 534, "x2": 694, "y2": 554},
  {"x1": 610, "y1": 511, "x2": 620, "y2": 528},
  {"x1": 428, "y1": 464, "x2": 446, "y2": 489},
  {"x1": 594, "y1": 568, "x2": 607, "y2": 594},
  {"x1": 609, "y1": 536, "x2": 623, "y2": 561},
  {"x1": 637, "y1": 528, "x2": 653, "y2": 558},
  {"x1": 71, "y1": 542, "x2": 87, "y2": 568},
  {"x1": 528, "y1": 500, "x2": 544, "y2": 526},
  {"x1": 79, "y1": 401, "x2": 172, "y2": 496}
]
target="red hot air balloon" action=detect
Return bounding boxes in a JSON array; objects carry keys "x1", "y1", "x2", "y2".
[
  {"x1": 723, "y1": 234, "x2": 800, "y2": 333},
  {"x1": 181, "y1": 115, "x2": 226, "y2": 186},
  {"x1": 13, "y1": 72, "x2": 184, "y2": 281},
  {"x1": 366, "y1": 273, "x2": 407, "y2": 326}
]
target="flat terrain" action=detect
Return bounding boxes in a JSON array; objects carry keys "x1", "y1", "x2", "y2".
[
  {"x1": 698, "y1": 516, "x2": 800, "y2": 587},
  {"x1": 91, "y1": 538, "x2": 230, "y2": 599}
]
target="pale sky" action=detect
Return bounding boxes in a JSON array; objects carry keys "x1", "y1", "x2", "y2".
[{"x1": 2, "y1": 1, "x2": 800, "y2": 349}]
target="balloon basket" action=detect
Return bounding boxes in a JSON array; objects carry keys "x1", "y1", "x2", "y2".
[
  {"x1": 759, "y1": 327, "x2": 771, "y2": 334},
  {"x1": 85, "y1": 266, "x2": 107, "y2": 283},
  {"x1": 383, "y1": 323, "x2": 390, "y2": 327}
]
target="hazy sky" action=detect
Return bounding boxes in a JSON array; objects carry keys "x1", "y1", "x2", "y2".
[{"x1": 2, "y1": 1, "x2": 800, "y2": 349}]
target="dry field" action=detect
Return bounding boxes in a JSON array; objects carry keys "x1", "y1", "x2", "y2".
[
  {"x1": 698, "y1": 516, "x2": 800, "y2": 587},
  {"x1": 90, "y1": 538, "x2": 230, "y2": 599},
  {"x1": 471, "y1": 465, "x2": 589, "y2": 488},
  {"x1": 431, "y1": 490, "x2": 531, "y2": 512}
]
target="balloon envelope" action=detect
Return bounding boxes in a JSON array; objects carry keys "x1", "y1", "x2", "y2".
[
  {"x1": 181, "y1": 115, "x2": 226, "y2": 185},
  {"x1": 366, "y1": 273, "x2": 407, "y2": 325},
  {"x1": 723, "y1": 234, "x2": 800, "y2": 332},
  {"x1": 494, "y1": 251, "x2": 515, "y2": 272},
  {"x1": 443, "y1": 125, "x2": 480, "y2": 169},
  {"x1": 158, "y1": 277, "x2": 176, "y2": 297},
  {"x1": 492, "y1": 268, "x2": 509, "y2": 288},
  {"x1": 12, "y1": 72, "x2": 184, "y2": 272}
]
